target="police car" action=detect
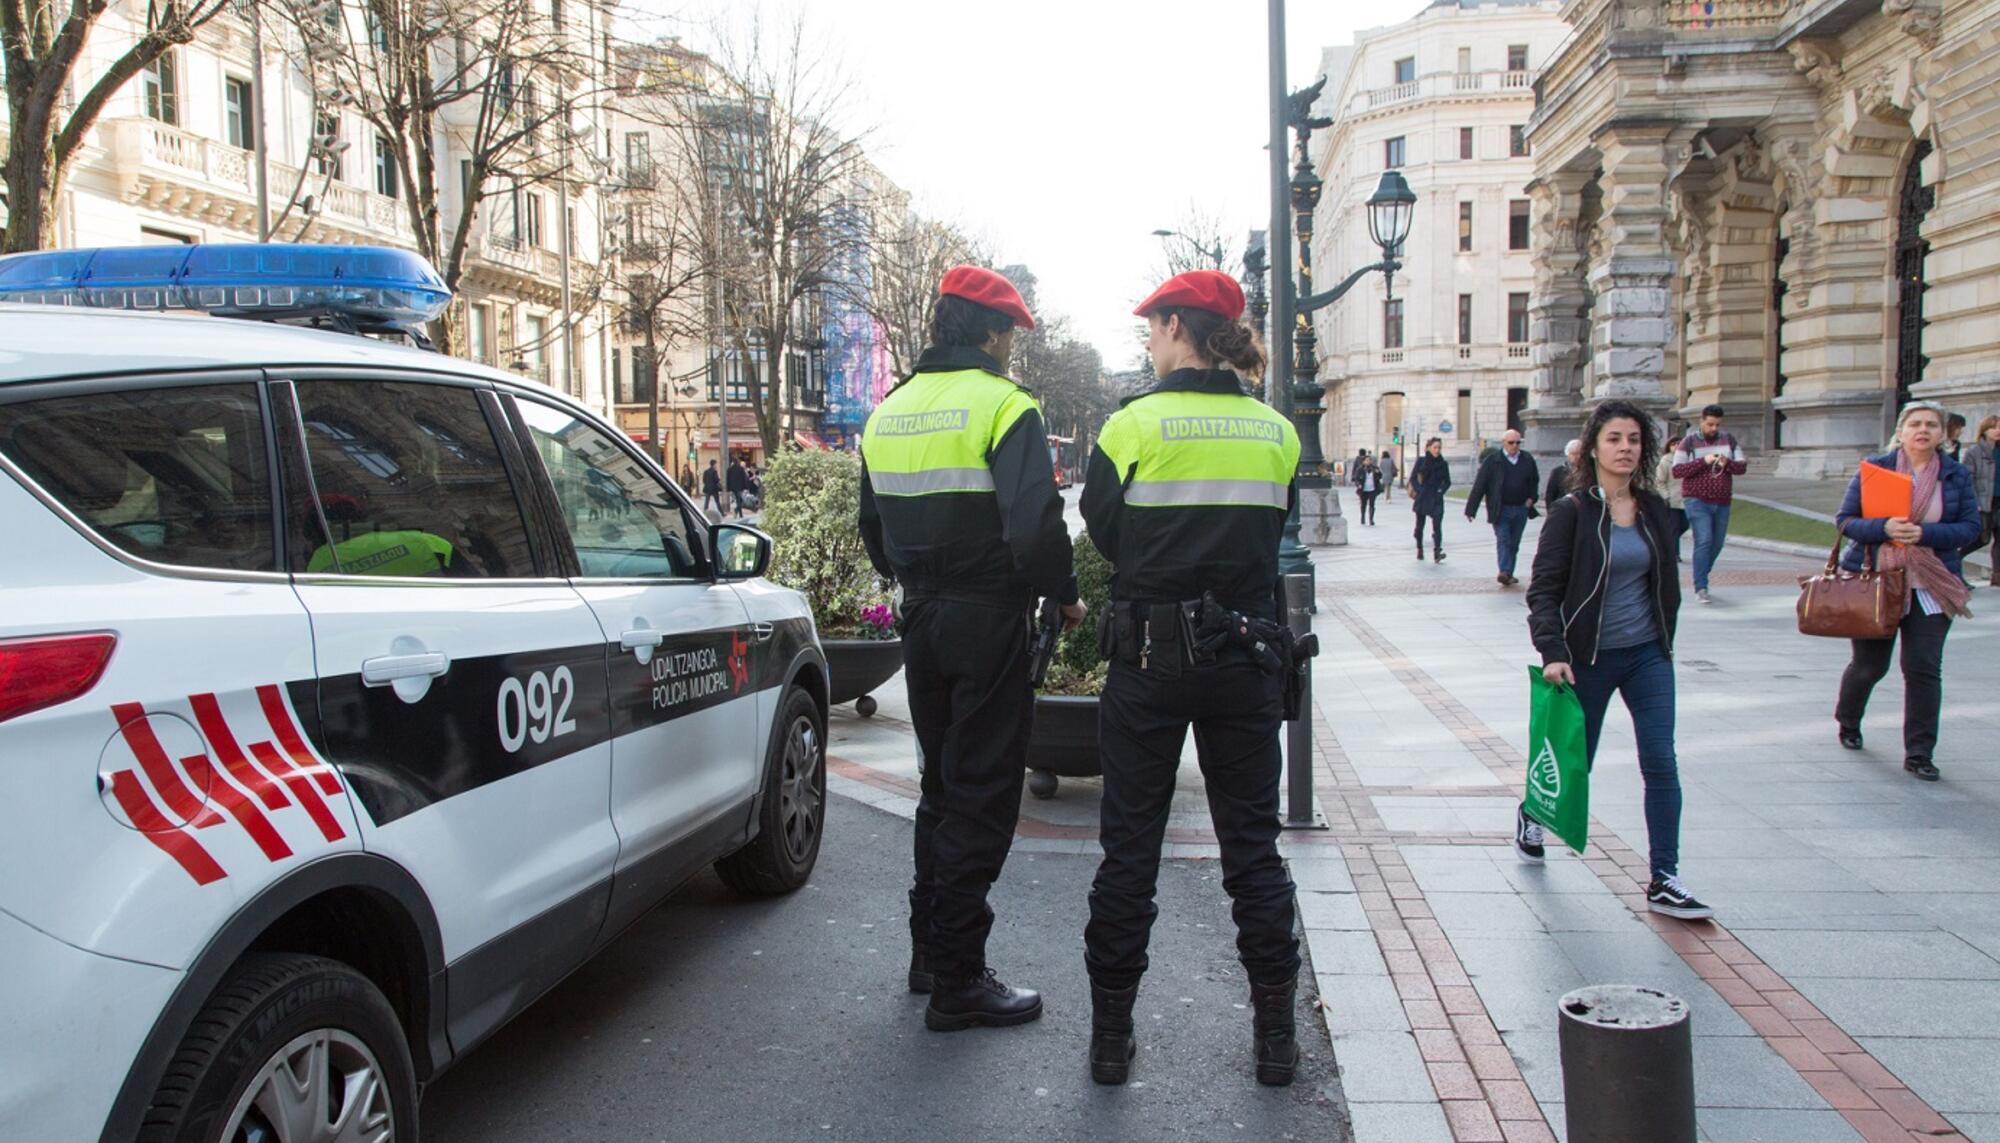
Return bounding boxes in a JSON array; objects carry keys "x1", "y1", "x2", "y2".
[{"x1": 0, "y1": 244, "x2": 828, "y2": 1142}]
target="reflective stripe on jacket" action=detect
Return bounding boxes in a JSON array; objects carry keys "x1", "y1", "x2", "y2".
[{"x1": 1081, "y1": 368, "x2": 1298, "y2": 617}]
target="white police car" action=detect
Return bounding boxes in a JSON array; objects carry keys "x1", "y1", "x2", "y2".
[{"x1": 0, "y1": 244, "x2": 828, "y2": 1142}]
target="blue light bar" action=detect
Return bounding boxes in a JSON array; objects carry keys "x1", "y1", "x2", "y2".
[{"x1": 0, "y1": 243, "x2": 452, "y2": 334}]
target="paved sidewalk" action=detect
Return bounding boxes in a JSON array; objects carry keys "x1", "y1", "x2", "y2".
[{"x1": 832, "y1": 495, "x2": 1997, "y2": 1143}]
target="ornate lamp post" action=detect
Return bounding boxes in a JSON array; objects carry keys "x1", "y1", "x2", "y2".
[
  {"x1": 1151, "y1": 228, "x2": 1225, "y2": 271},
  {"x1": 1243, "y1": 230, "x2": 1270, "y2": 383}
]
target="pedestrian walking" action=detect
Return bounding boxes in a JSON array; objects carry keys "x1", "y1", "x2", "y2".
[
  {"x1": 1464, "y1": 430, "x2": 1539, "y2": 586},
  {"x1": 726, "y1": 457, "x2": 749, "y2": 517},
  {"x1": 1670, "y1": 404, "x2": 1748, "y2": 603},
  {"x1": 1545, "y1": 439, "x2": 1580, "y2": 510},
  {"x1": 1963, "y1": 416, "x2": 1997, "y2": 568},
  {"x1": 1380, "y1": 447, "x2": 1398, "y2": 503},
  {"x1": 1944, "y1": 412, "x2": 1966, "y2": 462},
  {"x1": 1409, "y1": 437, "x2": 1450, "y2": 562},
  {"x1": 1657, "y1": 430, "x2": 1689, "y2": 558},
  {"x1": 1974, "y1": 415, "x2": 2000, "y2": 584},
  {"x1": 701, "y1": 459, "x2": 724, "y2": 519},
  {"x1": 1081, "y1": 270, "x2": 1303, "y2": 1088},
  {"x1": 1352, "y1": 454, "x2": 1382, "y2": 525},
  {"x1": 858, "y1": 264, "x2": 1080, "y2": 1031},
  {"x1": 1832, "y1": 401, "x2": 1979, "y2": 782},
  {"x1": 1522, "y1": 400, "x2": 1711, "y2": 920}
]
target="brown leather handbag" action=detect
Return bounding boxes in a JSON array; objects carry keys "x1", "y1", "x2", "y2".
[{"x1": 1797, "y1": 535, "x2": 1906, "y2": 639}]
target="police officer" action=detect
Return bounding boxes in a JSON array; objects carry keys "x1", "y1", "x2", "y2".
[
  {"x1": 858, "y1": 265, "x2": 1082, "y2": 1031},
  {"x1": 1080, "y1": 270, "x2": 1303, "y2": 1086}
]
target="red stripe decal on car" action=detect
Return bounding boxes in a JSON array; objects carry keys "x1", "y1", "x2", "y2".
[
  {"x1": 257, "y1": 685, "x2": 343, "y2": 796},
  {"x1": 110, "y1": 703, "x2": 223, "y2": 829},
  {"x1": 189, "y1": 694, "x2": 293, "y2": 813},
  {"x1": 249, "y1": 740, "x2": 346, "y2": 843},
  {"x1": 106, "y1": 769, "x2": 228, "y2": 885}
]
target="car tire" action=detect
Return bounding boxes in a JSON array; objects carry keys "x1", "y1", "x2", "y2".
[
  {"x1": 137, "y1": 952, "x2": 418, "y2": 1143},
  {"x1": 715, "y1": 684, "x2": 825, "y2": 897}
]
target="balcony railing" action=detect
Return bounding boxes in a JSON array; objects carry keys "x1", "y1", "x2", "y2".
[
  {"x1": 1358, "y1": 69, "x2": 1536, "y2": 112},
  {"x1": 1507, "y1": 343, "x2": 1532, "y2": 359}
]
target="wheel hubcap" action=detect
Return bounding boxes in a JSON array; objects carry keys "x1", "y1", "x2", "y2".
[
  {"x1": 778, "y1": 715, "x2": 823, "y2": 863},
  {"x1": 222, "y1": 1028, "x2": 394, "y2": 1143}
]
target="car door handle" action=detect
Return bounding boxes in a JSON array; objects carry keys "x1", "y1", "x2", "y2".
[
  {"x1": 751, "y1": 622, "x2": 774, "y2": 642},
  {"x1": 361, "y1": 652, "x2": 450, "y2": 686},
  {"x1": 620, "y1": 628, "x2": 665, "y2": 650}
]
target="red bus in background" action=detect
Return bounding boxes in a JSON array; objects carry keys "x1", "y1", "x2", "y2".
[{"x1": 1048, "y1": 434, "x2": 1075, "y2": 489}]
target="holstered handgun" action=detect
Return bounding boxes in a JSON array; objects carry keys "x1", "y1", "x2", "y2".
[{"x1": 1027, "y1": 597, "x2": 1063, "y2": 688}]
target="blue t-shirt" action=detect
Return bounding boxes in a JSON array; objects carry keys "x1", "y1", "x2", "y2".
[{"x1": 1599, "y1": 523, "x2": 1659, "y2": 650}]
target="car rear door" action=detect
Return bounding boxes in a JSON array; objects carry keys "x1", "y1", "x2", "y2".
[
  {"x1": 275, "y1": 372, "x2": 617, "y2": 1048},
  {"x1": 502, "y1": 393, "x2": 759, "y2": 933}
]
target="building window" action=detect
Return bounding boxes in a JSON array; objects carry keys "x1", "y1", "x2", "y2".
[
  {"x1": 624, "y1": 132, "x2": 651, "y2": 178},
  {"x1": 1509, "y1": 200, "x2": 1531, "y2": 250},
  {"x1": 1383, "y1": 299, "x2": 1404, "y2": 349},
  {"x1": 1458, "y1": 202, "x2": 1473, "y2": 252},
  {"x1": 468, "y1": 304, "x2": 491, "y2": 364},
  {"x1": 313, "y1": 111, "x2": 341, "y2": 178},
  {"x1": 1384, "y1": 136, "x2": 1405, "y2": 170},
  {"x1": 1459, "y1": 126, "x2": 1474, "y2": 161},
  {"x1": 1458, "y1": 295, "x2": 1473, "y2": 345},
  {"x1": 1509, "y1": 125, "x2": 1529, "y2": 157},
  {"x1": 1508, "y1": 44, "x2": 1529, "y2": 72},
  {"x1": 1456, "y1": 47, "x2": 1471, "y2": 74},
  {"x1": 1507, "y1": 388, "x2": 1528, "y2": 433},
  {"x1": 1457, "y1": 390, "x2": 1472, "y2": 440},
  {"x1": 524, "y1": 193, "x2": 545, "y2": 248},
  {"x1": 1508, "y1": 293, "x2": 1531, "y2": 344},
  {"x1": 374, "y1": 134, "x2": 399, "y2": 198},
  {"x1": 1393, "y1": 57, "x2": 1415, "y2": 84},
  {"x1": 143, "y1": 52, "x2": 178, "y2": 124},
  {"x1": 550, "y1": 0, "x2": 563, "y2": 29},
  {"x1": 224, "y1": 76, "x2": 253, "y2": 150},
  {"x1": 522, "y1": 315, "x2": 547, "y2": 379}
]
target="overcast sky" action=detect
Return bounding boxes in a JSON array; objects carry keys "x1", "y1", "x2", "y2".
[{"x1": 628, "y1": 1, "x2": 1397, "y2": 371}]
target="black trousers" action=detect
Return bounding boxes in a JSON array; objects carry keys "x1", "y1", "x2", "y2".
[
  {"x1": 1413, "y1": 507, "x2": 1443, "y2": 554},
  {"x1": 1836, "y1": 609, "x2": 1951, "y2": 763},
  {"x1": 902, "y1": 598, "x2": 1033, "y2": 981},
  {"x1": 1357, "y1": 489, "x2": 1379, "y2": 524},
  {"x1": 1086, "y1": 654, "x2": 1300, "y2": 991}
]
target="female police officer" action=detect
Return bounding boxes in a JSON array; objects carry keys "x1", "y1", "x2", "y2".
[{"x1": 1079, "y1": 270, "x2": 1303, "y2": 1086}]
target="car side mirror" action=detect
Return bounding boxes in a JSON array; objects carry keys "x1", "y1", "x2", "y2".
[{"x1": 710, "y1": 522, "x2": 771, "y2": 580}]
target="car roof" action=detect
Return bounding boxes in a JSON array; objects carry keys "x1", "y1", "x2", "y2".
[{"x1": 0, "y1": 304, "x2": 520, "y2": 388}]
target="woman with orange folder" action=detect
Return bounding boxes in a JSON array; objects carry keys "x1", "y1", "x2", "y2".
[{"x1": 1832, "y1": 402, "x2": 1982, "y2": 780}]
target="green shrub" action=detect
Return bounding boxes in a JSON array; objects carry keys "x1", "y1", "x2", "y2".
[
  {"x1": 759, "y1": 448, "x2": 890, "y2": 637},
  {"x1": 1042, "y1": 532, "x2": 1113, "y2": 696}
]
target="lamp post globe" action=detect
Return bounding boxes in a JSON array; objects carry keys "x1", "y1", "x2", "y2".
[{"x1": 1367, "y1": 168, "x2": 1416, "y2": 259}]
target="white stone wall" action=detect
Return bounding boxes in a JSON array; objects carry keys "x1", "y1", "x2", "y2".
[{"x1": 1306, "y1": 0, "x2": 1568, "y2": 471}]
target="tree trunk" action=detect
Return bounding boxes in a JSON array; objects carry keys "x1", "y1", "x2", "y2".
[
  {"x1": 644, "y1": 334, "x2": 662, "y2": 467},
  {"x1": 2, "y1": 137, "x2": 59, "y2": 254}
]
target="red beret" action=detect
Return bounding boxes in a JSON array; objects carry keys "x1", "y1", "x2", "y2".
[
  {"x1": 938, "y1": 264, "x2": 1035, "y2": 331},
  {"x1": 1134, "y1": 270, "x2": 1245, "y2": 322}
]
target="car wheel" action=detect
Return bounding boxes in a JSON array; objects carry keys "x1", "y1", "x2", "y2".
[
  {"x1": 715, "y1": 684, "x2": 825, "y2": 897},
  {"x1": 138, "y1": 952, "x2": 417, "y2": 1143}
]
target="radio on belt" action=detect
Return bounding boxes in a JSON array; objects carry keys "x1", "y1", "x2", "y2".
[{"x1": 0, "y1": 242, "x2": 452, "y2": 343}]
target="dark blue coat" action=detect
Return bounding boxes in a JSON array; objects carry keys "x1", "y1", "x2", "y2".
[{"x1": 1835, "y1": 450, "x2": 1981, "y2": 576}]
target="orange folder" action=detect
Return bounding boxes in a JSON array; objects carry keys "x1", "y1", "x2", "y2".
[{"x1": 1860, "y1": 462, "x2": 1913, "y2": 545}]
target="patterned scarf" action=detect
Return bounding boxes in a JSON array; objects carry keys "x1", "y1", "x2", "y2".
[{"x1": 1879, "y1": 451, "x2": 1972, "y2": 617}]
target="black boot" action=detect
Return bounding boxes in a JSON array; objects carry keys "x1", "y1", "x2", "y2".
[
  {"x1": 1089, "y1": 983, "x2": 1139, "y2": 1084},
  {"x1": 908, "y1": 946, "x2": 933, "y2": 994},
  {"x1": 925, "y1": 968, "x2": 1043, "y2": 1031},
  {"x1": 1250, "y1": 981, "x2": 1299, "y2": 1086}
]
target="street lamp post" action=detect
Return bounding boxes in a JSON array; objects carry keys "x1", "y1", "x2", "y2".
[
  {"x1": 1243, "y1": 229, "x2": 1269, "y2": 382},
  {"x1": 1150, "y1": 228, "x2": 1225, "y2": 271}
]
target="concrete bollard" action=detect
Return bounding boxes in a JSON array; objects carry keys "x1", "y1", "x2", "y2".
[{"x1": 1557, "y1": 984, "x2": 1696, "y2": 1143}]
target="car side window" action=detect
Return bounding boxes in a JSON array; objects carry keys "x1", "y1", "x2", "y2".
[
  {"x1": 515, "y1": 398, "x2": 703, "y2": 579},
  {"x1": 291, "y1": 380, "x2": 537, "y2": 578},
  {"x1": 0, "y1": 383, "x2": 275, "y2": 572}
]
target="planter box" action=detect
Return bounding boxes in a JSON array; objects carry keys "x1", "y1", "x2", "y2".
[
  {"x1": 824, "y1": 637, "x2": 902, "y2": 716},
  {"x1": 1027, "y1": 693, "x2": 1100, "y2": 797}
]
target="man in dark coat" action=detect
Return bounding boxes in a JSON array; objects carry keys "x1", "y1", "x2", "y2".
[
  {"x1": 1464, "y1": 430, "x2": 1539, "y2": 586},
  {"x1": 701, "y1": 460, "x2": 724, "y2": 518},
  {"x1": 726, "y1": 457, "x2": 749, "y2": 517}
]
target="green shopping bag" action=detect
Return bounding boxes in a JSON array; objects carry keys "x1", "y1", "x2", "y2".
[{"x1": 1524, "y1": 666, "x2": 1590, "y2": 853}]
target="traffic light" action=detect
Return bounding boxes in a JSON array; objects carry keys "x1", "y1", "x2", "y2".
[{"x1": 1391, "y1": 428, "x2": 1403, "y2": 445}]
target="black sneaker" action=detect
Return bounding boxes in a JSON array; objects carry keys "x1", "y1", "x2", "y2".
[
  {"x1": 1646, "y1": 874, "x2": 1715, "y2": 920},
  {"x1": 1434, "y1": 550, "x2": 1446, "y2": 563},
  {"x1": 1513, "y1": 804, "x2": 1545, "y2": 864},
  {"x1": 1905, "y1": 759, "x2": 1941, "y2": 782},
  {"x1": 1838, "y1": 727, "x2": 1863, "y2": 751}
]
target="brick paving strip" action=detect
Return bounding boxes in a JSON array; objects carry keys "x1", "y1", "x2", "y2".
[{"x1": 1323, "y1": 598, "x2": 1970, "y2": 1143}]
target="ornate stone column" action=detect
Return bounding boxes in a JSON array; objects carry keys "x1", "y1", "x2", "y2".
[
  {"x1": 1907, "y1": 19, "x2": 2000, "y2": 415},
  {"x1": 1518, "y1": 169, "x2": 1594, "y2": 454},
  {"x1": 1674, "y1": 138, "x2": 1782, "y2": 451},
  {"x1": 1587, "y1": 122, "x2": 1678, "y2": 419}
]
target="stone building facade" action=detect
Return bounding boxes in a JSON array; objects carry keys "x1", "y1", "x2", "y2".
[
  {"x1": 1521, "y1": 0, "x2": 2000, "y2": 476},
  {"x1": 1310, "y1": 0, "x2": 1571, "y2": 476}
]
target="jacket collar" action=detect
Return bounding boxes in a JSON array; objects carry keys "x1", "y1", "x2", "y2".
[
  {"x1": 1122, "y1": 367, "x2": 1246, "y2": 406},
  {"x1": 912, "y1": 344, "x2": 1009, "y2": 379}
]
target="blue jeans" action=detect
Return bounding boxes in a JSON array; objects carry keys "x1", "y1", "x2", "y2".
[
  {"x1": 1572, "y1": 641, "x2": 1681, "y2": 879},
  {"x1": 1685, "y1": 498, "x2": 1731, "y2": 591},
  {"x1": 1493, "y1": 505, "x2": 1529, "y2": 577}
]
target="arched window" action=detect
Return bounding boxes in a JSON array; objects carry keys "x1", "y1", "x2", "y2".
[{"x1": 1894, "y1": 139, "x2": 1935, "y2": 409}]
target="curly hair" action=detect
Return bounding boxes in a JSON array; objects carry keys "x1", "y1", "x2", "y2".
[
  {"x1": 1154, "y1": 304, "x2": 1266, "y2": 380},
  {"x1": 927, "y1": 294, "x2": 1014, "y2": 350},
  {"x1": 1568, "y1": 399, "x2": 1662, "y2": 497}
]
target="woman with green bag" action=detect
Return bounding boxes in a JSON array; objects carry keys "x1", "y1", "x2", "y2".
[{"x1": 1521, "y1": 400, "x2": 1712, "y2": 921}]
